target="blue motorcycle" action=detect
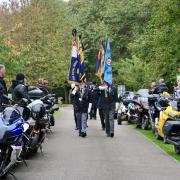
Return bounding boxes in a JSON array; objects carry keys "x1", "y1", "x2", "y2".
[{"x1": 0, "y1": 105, "x2": 28, "y2": 178}]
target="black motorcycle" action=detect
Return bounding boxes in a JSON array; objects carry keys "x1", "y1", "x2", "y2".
[
  {"x1": 22, "y1": 99, "x2": 49, "y2": 156},
  {"x1": 41, "y1": 94, "x2": 59, "y2": 129}
]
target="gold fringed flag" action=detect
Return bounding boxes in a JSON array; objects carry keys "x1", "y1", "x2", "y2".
[{"x1": 96, "y1": 40, "x2": 104, "y2": 84}]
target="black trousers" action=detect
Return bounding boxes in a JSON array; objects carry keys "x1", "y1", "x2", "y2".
[
  {"x1": 90, "y1": 104, "x2": 97, "y2": 119},
  {"x1": 74, "y1": 110, "x2": 77, "y2": 128},
  {"x1": 99, "y1": 108, "x2": 105, "y2": 129}
]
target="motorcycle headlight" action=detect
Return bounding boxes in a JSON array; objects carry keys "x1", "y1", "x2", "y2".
[{"x1": 2, "y1": 107, "x2": 21, "y2": 126}]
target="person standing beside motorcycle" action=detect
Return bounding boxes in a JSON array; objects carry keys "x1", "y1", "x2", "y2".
[
  {"x1": 11, "y1": 73, "x2": 29, "y2": 162},
  {"x1": 0, "y1": 64, "x2": 8, "y2": 107},
  {"x1": 149, "y1": 82, "x2": 157, "y2": 94},
  {"x1": 37, "y1": 79, "x2": 49, "y2": 95},
  {"x1": 153, "y1": 79, "x2": 168, "y2": 94},
  {"x1": 11, "y1": 73, "x2": 29, "y2": 102}
]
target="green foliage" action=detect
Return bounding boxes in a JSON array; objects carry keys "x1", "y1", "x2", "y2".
[
  {"x1": 0, "y1": 35, "x2": 25, "y2": 84},
  {"x1": 0, "y1": 0, "x2": 179, "y2": 89}
]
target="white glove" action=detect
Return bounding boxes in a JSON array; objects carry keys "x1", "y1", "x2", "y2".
[
  {"x1": 72, "y1": 86, "x2": 77, "y2": 95},
  {"x1": 79, "y1": 98, "x2": 82, "y2": 101},
  {"x1": 71, "y1": 83, "x2": 75, "y2": 89},
  {"x1": 99, "y1": 85, "x2": 107, "y2": 90}
]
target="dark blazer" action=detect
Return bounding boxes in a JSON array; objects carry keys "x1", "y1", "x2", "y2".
[{"x1": 97, "y1": 86, "x2": 118, "y2": 110}]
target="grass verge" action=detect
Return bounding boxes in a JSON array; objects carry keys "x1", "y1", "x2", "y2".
[{"x1": 132, "y1": 125, "x2": 180, "y2": 162}]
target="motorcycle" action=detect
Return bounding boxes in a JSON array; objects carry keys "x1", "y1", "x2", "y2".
[
  {"x1": 117, "y1": 97, "x2": 131, "y2": 125},
  {"x1": 0, "y1": 105, "x2": 29, "y2": 178},
  {"x1": 154, "y1": 98, "x2": 180, "y2": 154},
  {"x1": 41, "y1": 94, "x2": 59, "y2": 129},
  {"x1": 148, "y1": 95, "x2": 160, "y2": 133},
  {"x1": 22, "y1": 99, "x2": 49, "y2": 156}
]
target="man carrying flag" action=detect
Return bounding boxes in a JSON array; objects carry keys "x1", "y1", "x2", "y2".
[{"x1": 97, "y1": 38, "x2": 118, "y2": 137}]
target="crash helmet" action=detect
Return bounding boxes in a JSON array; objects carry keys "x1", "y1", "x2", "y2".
[{"x1": 31, "y1": 103, "x2": 46, "y2": 120}]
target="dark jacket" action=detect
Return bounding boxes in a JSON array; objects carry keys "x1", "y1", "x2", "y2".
[
  {"x1": 11, "y1": 80, "x2": 29, "y2": 102},
  {"x1": 153, "y1": 83, "x2": 168, "y2": 94},
  {"x1": 71, "y1": 91, "x2": 81, "y2": 113},
  {"x1": 91, "y1": 87, "x2": 100, "y2": 106},
  {"x1": 97, "y1": 86, "x2": 118, "y2": 110},
  {"x1": 0, "y1": 77, "x2": 8, "y2": 104},
  {"x1": 80, "y1": 88, "x2": 90, "y2": 113}
]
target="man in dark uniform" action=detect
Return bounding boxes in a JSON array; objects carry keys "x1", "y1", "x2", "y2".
[
  {"x1": 97, "y1": 83, "x2": 118, "y2": 137},
  {"x1": 89, "y1": 82, "x2": 99, "y2": 120},
  {"x1": 0, "y1": 64, "x2": 8, "y2": 107},
  {"x1": 71, "y1": 85, "x2": 82, "y2": 135}
]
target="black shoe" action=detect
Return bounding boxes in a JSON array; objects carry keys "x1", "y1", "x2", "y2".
[
  {"x1": 110, "y1": 133, "x2": 114, "y2": 138},
  {"x1": 102, "y1": 127, "x2": 105, "y2": 131},
  {"x1": 16, "y1": 157, "x2": 23, "y2": 163},
  {"x1": 81, "y1": 132, "x2": 87, "y2": 138},
  {"x1": 79, "y1": 132, "x2": 82, "y2": 136}
]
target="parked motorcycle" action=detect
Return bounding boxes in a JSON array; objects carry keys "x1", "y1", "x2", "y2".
[
  {"x1": 154, "y1": 98, "x2": 180, "y2": 154},
  {"x1": 22, "y1": 99, "x2": 49, "y2": 156},
  {"x1": 0, "y1": 105, "x2": 29, "y2": 178},
  {"x1": 117, "y1": 97, "x2": 131, "y2": 125},
  {"x1": 41, "y1": 94, "x2": 59, "y2": 129}
]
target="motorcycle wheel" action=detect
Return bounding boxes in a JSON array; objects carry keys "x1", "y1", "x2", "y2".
[
  {"x1": 174, "y1": 145, "x2": 180, "y2": 154},
  {"x1": 155, "y1": 129, "x2": 162, "y2": 140},
  {"x1": 0, "y1": 153, "x2": 7, "y2": 178},
  {"x1": 32, "y1": 147, "x2": 39, "y2": 154},
  {"x1": 163, "y1": 136, "x2": 168, "y2": 144},
  {"x1": 151, "y1": 125, "x2": 155, "y2": 134},
  {"x1": 142, "y1": 118, "x2": 149, "y2": 130}
]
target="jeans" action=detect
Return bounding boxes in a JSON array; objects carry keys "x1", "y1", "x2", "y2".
[{"x1": 81, "y1": 113, "x2": 88, "y2": 133}]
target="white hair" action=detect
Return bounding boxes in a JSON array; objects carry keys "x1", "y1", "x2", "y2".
[{"x1": 0, "y1": 64, "x2": 5, "y2": 70}]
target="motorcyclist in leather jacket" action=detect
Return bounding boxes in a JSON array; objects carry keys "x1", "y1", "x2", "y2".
[{"x1": 11, "y1": 73, "x2": 29, "y2": 103}]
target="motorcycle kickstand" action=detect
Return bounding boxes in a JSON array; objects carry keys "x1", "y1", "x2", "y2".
[{"x1": 22, "y1": 158, "x2": 28, "y2": 167}]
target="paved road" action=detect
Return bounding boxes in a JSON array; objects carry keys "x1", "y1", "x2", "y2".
[{"x1": 8, "y1": 106, "x2": 180, "y2": 180}]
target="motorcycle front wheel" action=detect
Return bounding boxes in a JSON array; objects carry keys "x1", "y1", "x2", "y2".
[{"x1": 174, "y1": 145, "x2": 180, "y2": 154}]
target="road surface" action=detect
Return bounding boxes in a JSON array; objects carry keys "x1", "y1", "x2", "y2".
[{"x1": 8, "y1": 106, "x2": 180, "y2": 180}]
